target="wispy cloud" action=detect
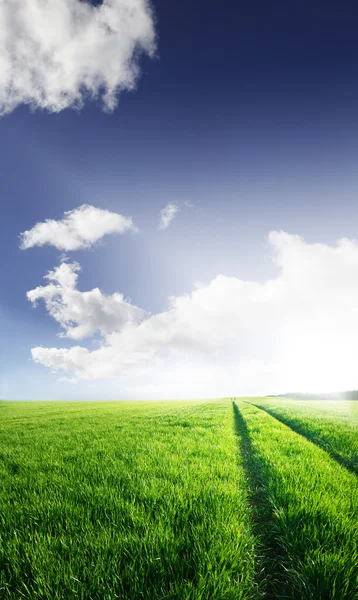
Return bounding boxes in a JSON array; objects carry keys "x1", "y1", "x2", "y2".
[
  {"x1": 184, "y1": 199, "x2": 202, "y2": 214},
  {"x1": 158, "y1": 203, "x2": 179, "y2": 230},
  {"x1": 57, "y1": 376, "x2": 78, "y2": 384},
  {"x1": 20, "y1": 204, "x2": 137, "y2": 251},
  {"x1": 0, "y1": 0, "x2": 155, "y2": 116}
]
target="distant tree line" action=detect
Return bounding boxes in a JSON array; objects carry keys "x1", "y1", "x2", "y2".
[{"x1": 266, "y1": 391, "x2": 358, "y2": 401}]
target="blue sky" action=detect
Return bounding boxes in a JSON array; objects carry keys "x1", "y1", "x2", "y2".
[{"x1": 1, "y1": 0, "x2": 358, "y2": 399}]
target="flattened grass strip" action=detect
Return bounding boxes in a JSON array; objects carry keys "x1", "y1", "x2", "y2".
[
  {"x1": 251, "y1": 398, "x2": 358, "y2": 474},
  {"x1": 235, "y1": 400, "x2": 358, "y2": 600}
]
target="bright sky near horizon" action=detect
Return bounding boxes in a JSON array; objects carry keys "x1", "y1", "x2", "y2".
[{"x1": 2, "y1": 0, "x2": 358, "y2": 400}]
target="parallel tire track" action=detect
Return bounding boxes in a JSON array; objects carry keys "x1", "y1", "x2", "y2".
[{"x1": 249, "y1": 402, "x2": 357, "y2": 476}]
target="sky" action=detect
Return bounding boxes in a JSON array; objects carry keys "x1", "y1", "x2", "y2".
[{"x1": 1, "y1": 0, "x2": 358, "y2": 399}]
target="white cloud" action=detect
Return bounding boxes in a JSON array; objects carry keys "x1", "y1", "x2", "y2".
[
  {"x1": 20, "y1": 204, "x2": 137, "y2": 251},
  {"x1": 27, "y1": 261, "x2": 145, "y2": 340},
  {"x1": 0, "y1": 0, "x2": 155, "y2": 115},
  {"x1": 158, "y1": 203, "x2": 179, "y2": 230},
  {"x1": 29, "y1": 231, "x2": 358, "y2": 396},
  {"x1": 57, "y1": 376, "x2": 78, "y2": 384}
]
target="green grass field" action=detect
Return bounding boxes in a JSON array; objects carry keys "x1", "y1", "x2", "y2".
[
  {"x1": 0, "y1": 398, "x2": 357, "y2": 599},
  {"x1": 250, "y1": 397, "x2": 358, "y2": 474}
]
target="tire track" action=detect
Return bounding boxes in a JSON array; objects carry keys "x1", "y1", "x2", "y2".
[
  {"x1": 232, "y1": 401, "x2": 289, "y2": 599},
  {"x1": 249, "y1": 402, "x2": 357, "y2": 476}
]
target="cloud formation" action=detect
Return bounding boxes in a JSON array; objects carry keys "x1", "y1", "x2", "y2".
[
  {"x1": 0, "y1": 0, "x2": 155, "y2": 115},
  {"x1": 158, "y1": 203, "x2": 179, "y2": 230},
  {"x1": 29, "y1": 231, "x2": 358, "y2": 395},
  {"x1": 20, "y1": 204, "x2": 137, "y2": 251},
  {"x1": 27, "y1": 261, "x2": 144, "y2": 340}
]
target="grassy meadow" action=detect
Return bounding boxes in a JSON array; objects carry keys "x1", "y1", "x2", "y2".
[
  {"x1": 0, "y1": 398, "x2": 357, "y2": 599},
  {"x1": 251, "y1": 397, "x2": 358, "y2": 474},
  {"x1": 237, "y1": 400, "x2": 358, "y2": 599}
]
